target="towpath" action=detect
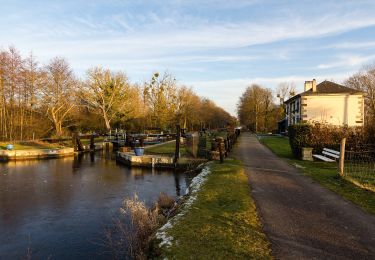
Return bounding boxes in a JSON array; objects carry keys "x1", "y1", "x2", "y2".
[{"x1": 232, "y1": 133, "x2": 375, "y2": 259}]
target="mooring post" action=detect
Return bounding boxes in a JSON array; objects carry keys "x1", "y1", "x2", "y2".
[
  {"x1": 90, "y1": 134, "x2": 95, "y2": 151},
  {"x1": 339, "y1": 138, "x2": 346, "y2": 176},
  {"x1": 174, "y1": 124, "x2": 181, "y2": 164},
  {"x1": 72, "y1": 133, "x2": 77, "y2": 151},
  {"x1": 216, "y1": 137, "x2": 224, "y2": 163}
]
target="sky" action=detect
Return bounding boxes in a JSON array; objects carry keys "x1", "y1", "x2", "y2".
[{"x1": 1, "y1": 0, "x2": 375, "y2": 115}]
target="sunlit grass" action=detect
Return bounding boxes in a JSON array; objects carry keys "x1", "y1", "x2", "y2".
[
  {"x1": 160, "y1": 160, "x2": 272, "y2": 259},
  {"x1": 145, "y1": 141, "x2": 187, "y2": 156},
  {"x1": 0, "y1": 141, "x2": 63, "y2": 150}
]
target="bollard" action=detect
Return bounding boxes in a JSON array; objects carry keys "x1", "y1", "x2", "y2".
[
  {"x1": 174, "y1": 124, "x2": 181, "y2": 164},
  {"x1": 216, "y1": 137, "x2": 224, "y2": 163},
  {"x1": 90, "y1": 135, "x2": 95, "y2": 151}
]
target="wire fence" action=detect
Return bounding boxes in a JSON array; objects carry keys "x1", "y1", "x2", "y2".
[{"x1": 344, "y1": 148, "x2": 375, "y2": 191}]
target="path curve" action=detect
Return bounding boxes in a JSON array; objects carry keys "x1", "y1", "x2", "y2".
[{"x1": 232, "y1": 133, "x2": 375, "y2": 259}]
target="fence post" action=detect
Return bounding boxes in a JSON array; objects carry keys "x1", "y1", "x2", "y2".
[
  {"x1": 339, "y1": 138, "x2": 346, "y2": 176},
  {"x1": 218, "y1": 138, "x2": 224, "y2": 163},
  {"x1": 174, "y1": 124, "x2": 181, "y2": 164}
]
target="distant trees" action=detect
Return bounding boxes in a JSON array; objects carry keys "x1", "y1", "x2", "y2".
[
  {"x1": 345, "y1": 66, "x2": 375, "y2": 127},
  {"x1": 0, "y1": 46, "x2": 234, "y2": 141},
  {"x1": 237, "y1": 84, "x2": 278, "y2": 132},
  {"x1": 0, "y1": 47, "x2": 49, "y2": 140},
  {"x1": 175, "y1": 86, "x2": 201, "y2": 129}
]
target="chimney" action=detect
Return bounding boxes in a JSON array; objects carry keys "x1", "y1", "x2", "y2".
[
  {"x1": 304, "y1": 81, "x2": 312, "y2": 91},
  {"x1": 312, "y1": 79, "x2": 317, "y2": 92}
]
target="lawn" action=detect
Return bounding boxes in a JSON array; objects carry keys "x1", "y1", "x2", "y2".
[
  {"x1": 79, "y1": 137, "x2": 105, "y2": 145},
  {"x1": 145, "y1": 141, "x2": 187, "y2": 157},
  {"x1": 0, "y1": 141, "x2": 64, "y2": 150},
  {"x1": 260, "y1": 136, "x2": 375, "y2": 215},
  {"x1": 158, "y1": 159, "x2": 272, "y2": 259}
]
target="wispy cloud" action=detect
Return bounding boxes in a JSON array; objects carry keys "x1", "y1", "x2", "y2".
[
  {"x1": 317, "y1": 54, "x2": 375, "y2": 69},
  {"x1": 330, "y1": 41, "x2": 375, "y2": 50},
  {"x1": 1, "y1": 0, "x2": 375, "y2": 114}
]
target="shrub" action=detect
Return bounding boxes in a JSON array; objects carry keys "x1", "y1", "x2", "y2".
[
  {"x1": 288, "y1": 123, "x2": 365, "y2": 158},
  {"x1": 105, "y1": 194, "x2": 159, "y2": 259},
  {"x1": 157, "y1": 192, "x2": 175, "y2": 209}
]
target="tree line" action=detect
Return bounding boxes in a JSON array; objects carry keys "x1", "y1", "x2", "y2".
[
  {"x1": 237, "y1": 82, "x2": 295, "y2": 133},
  {"x1": 0, "y1": 47, "x2": 235, "y2": 141}
]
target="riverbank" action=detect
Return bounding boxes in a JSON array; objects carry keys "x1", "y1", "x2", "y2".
[
  {"x1": 259, "y1": 135, "x2": 375, "y2": 215},
  {"x1": 0, "y1": 139, "x2": 110, "y2": 161},
  {"x1": 155, "y1": 159, "x2": 272, "y2": 259},
  {"x1": 0, "y1": 147, "x2": 75, "y2": 161}
]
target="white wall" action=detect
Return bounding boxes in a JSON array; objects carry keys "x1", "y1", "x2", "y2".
[{"x1": 302, "y1": 94, "x2": 363, "y2": 126}]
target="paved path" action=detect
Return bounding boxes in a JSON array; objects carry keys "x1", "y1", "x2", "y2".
[{"x1": 232, "y1": 133, "x2": 375, "y2": 259}]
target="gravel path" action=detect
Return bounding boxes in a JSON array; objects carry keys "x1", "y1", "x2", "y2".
[{"x1": 232, "y1": 133, "x2": 375, "y2": 259}]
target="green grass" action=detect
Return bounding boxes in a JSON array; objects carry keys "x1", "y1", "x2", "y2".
[
  {"x1": 159, "y1": 159, "x2": 272, "y2": 259},
  {"x1": 79, "y1": 137, "x2": 105, "y2": 145},
  {"x1": 260, "y1": 136, "x2": 375, "y2": 215},
  {"x1": 0, "y1": 141, "x2": 64, "y2": 150},
  {"x1": 145, "y1": 141, "x2": 187, "y2": 156}
]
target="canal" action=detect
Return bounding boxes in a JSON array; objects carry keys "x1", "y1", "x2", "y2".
[{"x1": 0, "y1": 152, "x2": 192, "y2": 259}]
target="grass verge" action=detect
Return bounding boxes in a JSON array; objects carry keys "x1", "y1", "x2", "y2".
[
  {"x1": 145, "y1": 141, "x2": 187, "y2": 156},
  {"x1": 259, "y1": 136, "x2": 375, "y2": 215},
  {"x1": 158, "y1": 159, "x2": 272, "y2": 259},
  {"x1": 0, "y1": 141, "x2": 64, "y2": 150}
]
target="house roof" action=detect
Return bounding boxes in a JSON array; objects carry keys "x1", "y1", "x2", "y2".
[{"x1": 284, "y1": 80, "x2": 362, "y2": 103}]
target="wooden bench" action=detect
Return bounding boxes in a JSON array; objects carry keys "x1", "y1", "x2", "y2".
[{"x1": 313, "y1": 148, "x2": 340, "y2": 162}]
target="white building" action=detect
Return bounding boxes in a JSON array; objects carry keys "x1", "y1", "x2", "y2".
[{"x1": 284, "y1": 79, "x2": 364, "y2": 127}]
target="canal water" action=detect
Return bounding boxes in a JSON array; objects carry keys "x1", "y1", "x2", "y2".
[{"x1": 0, "y1": 152, "x2": 192, "y2": 259}]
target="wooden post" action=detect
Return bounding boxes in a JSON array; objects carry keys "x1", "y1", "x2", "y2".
[
  {"x1": 73, "y1": 133, "x2": 84, "y2": 152},
  {"x1": 216, "y1": 137, "x2": 224, "y2": 163},
  {"x1": 218, "y1": 139, "x2": 224, "y2": 163},
  {"x1": 339, "y1": 138, "x2": 346, "y2": 176},
  {"x1": 174, "y1": 124, "x2": 181, "y2": 164},
  {"x1": 72, "y1": 133, "x2": 77, "y2": 151},
  {"x1": 90, "y1": 134, "x2": 95, "y2": 151}
]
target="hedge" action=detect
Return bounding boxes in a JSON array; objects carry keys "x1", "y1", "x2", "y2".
[{"x1": 288, "y1": 123, "x2": 365, "y2": 158}]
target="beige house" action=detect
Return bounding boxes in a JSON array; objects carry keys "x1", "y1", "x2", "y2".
[{"x1": 284, "y1": 79, "x2": 364, "y2": 127}]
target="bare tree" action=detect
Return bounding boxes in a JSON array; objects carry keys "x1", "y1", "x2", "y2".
[
  {"x1": 276, "y1": 82, "x2": 296, "y2": 104},
  {"x1": 345, "y1": 66, "x2": 375, "y2": 126},
  {"x1": 41, "y1": 57, "x2": 77, "y2": 137},
  {"x1": 81, "y1": 67, "x2": 141, "y2": 131},
  {"x1": 143, "y1": 72, "x2": 178, "y2": 129}
]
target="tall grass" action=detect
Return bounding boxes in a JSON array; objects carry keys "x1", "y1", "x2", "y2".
[{"x1": 104, "y1": 193, "x2": 175, "y2": 259}]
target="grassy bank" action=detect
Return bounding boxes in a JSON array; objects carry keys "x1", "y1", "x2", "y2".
[
  {"x1": 145, "y1": 141, "x2": 187, "y2": 156},
  {"x1": 158, "y1": 159, "x2": 272, "y2": 259},
  {"x1": 260, "y1": 136, "x2": 375, "y2": 215},
  {"x1": 0, "y1": 141, "x2": 64, "y2": 150}
]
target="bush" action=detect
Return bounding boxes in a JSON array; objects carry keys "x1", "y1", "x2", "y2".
[
  {"x1": 157, "y1": 192, "x2": 175, "y2": 209},
  {"x1": 105, "y1": 194, "x2": 160, "y2": 259},
  {"x1": 288, "y1": 123, "x2": 365, "y2": 158}
]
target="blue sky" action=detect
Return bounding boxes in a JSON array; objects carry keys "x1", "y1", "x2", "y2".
[{"x1": 1, "y1": 0, "x2": 375, "y2": 115}]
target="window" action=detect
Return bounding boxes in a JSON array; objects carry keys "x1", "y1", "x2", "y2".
[{"x1": 296, "y1": 101, "x2": 299, "y2": 112}]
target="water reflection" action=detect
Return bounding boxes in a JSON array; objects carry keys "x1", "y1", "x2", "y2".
[{"x1": 0, "y1": 152, "x2": 193, "y2": 259}]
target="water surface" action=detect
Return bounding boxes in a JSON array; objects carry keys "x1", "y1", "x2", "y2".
[{"x1": 0, "y1": 152, "x2": 190, "y2": 259}]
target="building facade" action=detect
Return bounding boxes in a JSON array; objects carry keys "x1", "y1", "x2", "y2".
[{"x1": 284, "y1": 79, "x2": 364, "y2": 127}]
